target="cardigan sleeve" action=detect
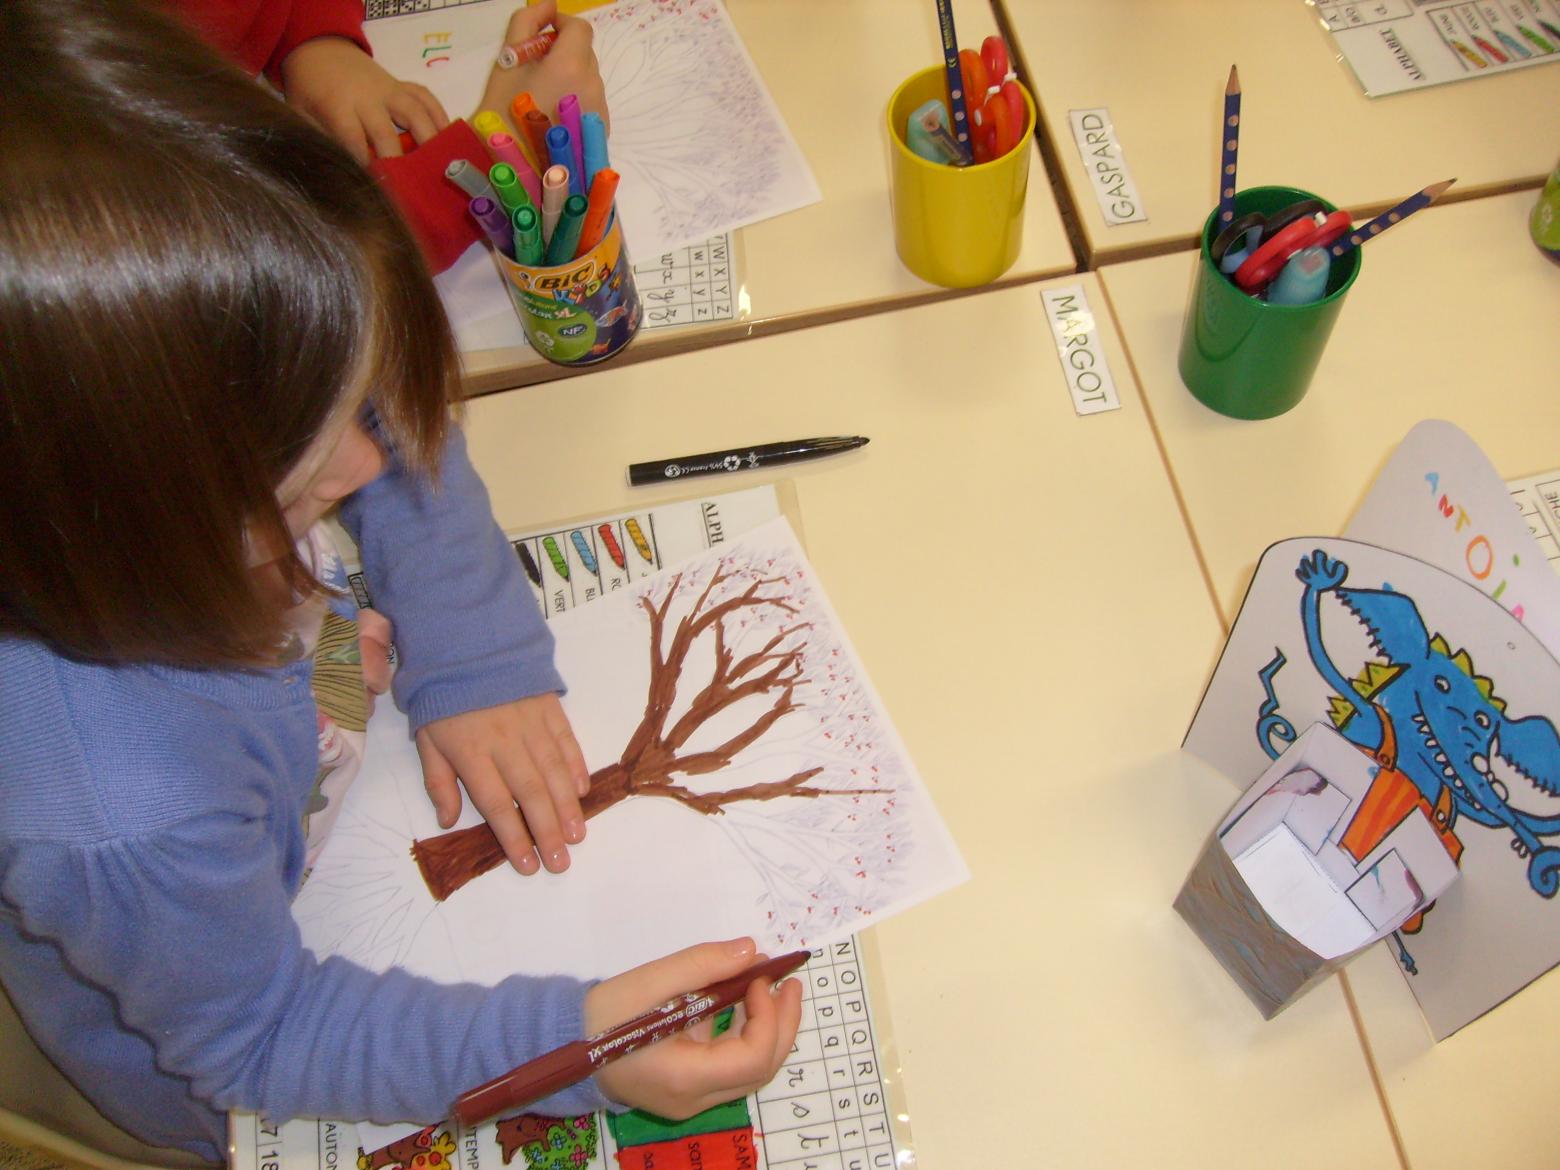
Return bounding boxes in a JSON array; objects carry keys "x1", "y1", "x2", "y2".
[
  {"x1": 0, "y1": 808, "x2": 609, "y2": 1132},
  {"x1": 339, "y1": 421, "x2": 564, "y2": 732}
]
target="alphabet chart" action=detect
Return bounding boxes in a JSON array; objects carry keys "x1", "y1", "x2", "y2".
[
  {"x1": 1509, "y1": 466, "x2": 1560, "y2": 573},
  {"x1": 637, "y1": 236, "x2": 737, "y2": 331}
]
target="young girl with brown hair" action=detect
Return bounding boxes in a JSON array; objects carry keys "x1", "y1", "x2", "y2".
[{"x1": 0, "y1": 1, "x2": 798, "y2": 1161}]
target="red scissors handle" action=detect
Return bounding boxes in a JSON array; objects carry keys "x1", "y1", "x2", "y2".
[
  {"x1": 981, "y1": 36, "x2": 1010, "y2": 83},
  {"x1": 1233, "y1": 218, "x2": 1316, "y2": 291},
  {"x1": 1310, "y1": 209, "x2": 1353, "y2": 251}
]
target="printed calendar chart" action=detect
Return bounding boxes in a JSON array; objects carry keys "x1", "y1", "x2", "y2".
[
  {"x1": 1510, "y1": 466, "x2": 1560, "y2": 572},
  {"x1": 229, "y1": 938, "x2": 904, "y2": 1170}
]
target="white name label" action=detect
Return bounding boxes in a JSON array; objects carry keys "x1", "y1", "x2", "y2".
[
  {"x1": 1067, "y1": 108, "x2": 1147, "y2": 225},
  {"x1": 1040, "y1": 285, "x2": 1121, "y2": 416}
]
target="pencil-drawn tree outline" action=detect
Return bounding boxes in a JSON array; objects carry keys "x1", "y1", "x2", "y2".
[
  {"x1": 589, "y1": 0, "x2": 792, "y2": 247},
  {"x1": 294, "y1": 782, "x2": 453, "y2": 976},
  {"x1": 411, "y1": 552, "x2": 900, "y2": 941}
]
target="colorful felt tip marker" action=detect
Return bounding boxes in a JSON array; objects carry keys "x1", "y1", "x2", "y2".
[
  {"x1": 556, "y1": 94, "x2": 587, "y2": 195},
  {"x1": 452, "y1": 951, "x2": 810, "y2": 1128},
  {"x1": 488, "y1": 133, "x2": 543, "y2": 207},
  {"x1": 522, "y1": 109, "x2": 553, "y2": 170},
  {"x1": 444, "y1": 158, "x2": 496, "y2": 203},
  {"x1": 581, "y1": 112, "x2": 609, "y2": 190},
  {"x1": 497, "y1": 28, "x2": 556, "y2": 69},
  {"x1": 471, "y1": 110, "x2": 507, "y2": 141},
  {"x1": 541, "y1": 164, "x2": 569, "y2": 243},
  {"x1": 544, "y1": 193, "x2": 588, "y2": 265},
  {"x1": 512, "y1": 204, "x2": 544, "y2": 266},
  {"x1": 1328, "y1": 179, "x2": 1455, "y2": 259},
  {"x1": 488, "y1": 163, "x2": 533, "y2": 217},
  {"x1": 575, "y1": 167, "x2": 619, "y2": 257},
  {"x1": 546, "y1": 125, "x2": 583, "y2": 197},
  {"x1": 468, "y1": 196, "x2": 513, "y2": 258}
]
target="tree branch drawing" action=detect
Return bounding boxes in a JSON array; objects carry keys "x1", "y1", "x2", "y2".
[{"x1": 411, "y1": 559, "x2": 875, "y2": 901}]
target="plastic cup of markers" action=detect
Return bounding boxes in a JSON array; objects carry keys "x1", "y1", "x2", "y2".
[
  {"x1": 1177, "y1": 185, "x2": 1361, "y2": 420},
  {"x1": 886, "y1": 65, "x2": 1036, "y2": 288},
  {"x1": 493, "y1": 214, "x2": 641, "y2": 366}
]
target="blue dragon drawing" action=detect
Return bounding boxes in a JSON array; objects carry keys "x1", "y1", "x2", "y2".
[{"x1": 1256, "y1": 549, "x2": 1560, "y2": 907}]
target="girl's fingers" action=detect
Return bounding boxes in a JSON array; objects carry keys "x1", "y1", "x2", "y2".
[{"x1": 414, "y1": 733, "x2": 464, "y2": 828}]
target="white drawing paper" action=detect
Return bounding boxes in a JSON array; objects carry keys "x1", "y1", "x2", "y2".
[
  {"x1": 1216, "y1": 726, "x2": 1458, "y2": 961},
  {"x1": 1185, "y1": 536, "x2": 1560, "y2": 1037},
  {"x1": 1345, "y1": 419, "x2": 1560, "y2": 659},
  {"x1": 295, "y1": 517, "x2": 967, "y2": 988}
]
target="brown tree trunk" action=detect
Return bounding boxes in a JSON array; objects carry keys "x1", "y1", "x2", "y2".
[
  {"x1": 411, "y1": 761, "x2": 631, "y2": 901},
  {"x1": 408, "y1": 565, "x2": 868, "y2": 902}
]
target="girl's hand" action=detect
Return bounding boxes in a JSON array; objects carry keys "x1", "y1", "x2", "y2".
[
  {"x1": 356, "y1": 608, "x2": 394, "y2": 718},
  {"x1": 280, "y1": 36, "x2": 450, "y2": 164},
  {"x1": 586, "y1": 939, "x2": 804, "y2": 1120},
  {"x1": 415, "y1": 693, "x2": 590, "y2": 875},
  {"x1": 478, "y1": 2, "x2": 608, "y2": 128}
]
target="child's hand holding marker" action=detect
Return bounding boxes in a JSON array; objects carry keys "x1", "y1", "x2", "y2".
[
  {"x1": 583, "y1": 940, "x2": 804, "y2": 1121},
  {"x1": 478, "y1": 1, "x2": 608, "y2": 137},
  {"x1": 446, "y1": 0, "x2": 619, "y2": 271}
]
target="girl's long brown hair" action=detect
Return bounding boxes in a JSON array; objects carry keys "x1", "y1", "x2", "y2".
[{"x1": 0, "y1": 0, "x2": 459, "y2": 667}]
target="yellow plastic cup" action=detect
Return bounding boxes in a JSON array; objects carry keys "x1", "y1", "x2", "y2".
[{"x1": 886, "y1": 66, "x2": 1036, "y2": 288}]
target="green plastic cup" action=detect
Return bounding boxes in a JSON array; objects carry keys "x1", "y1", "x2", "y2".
[{"x1": 1177, "y1": 186, "x2": 1361, "y2": 420}]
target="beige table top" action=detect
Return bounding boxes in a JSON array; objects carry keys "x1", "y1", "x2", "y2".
[
  {"x1": 1100, "y1": 188, "x2": 1560, "y2": 1170},
  {"x1": 999, "y1": 0, "x2": 1560, "y2": 263},
  {"x1": 461, "y1": 278, "x2": 1398, "y2": 1168},
  {"x1": 458, "y1": 0, "x2": 1077, "y2": 395}
]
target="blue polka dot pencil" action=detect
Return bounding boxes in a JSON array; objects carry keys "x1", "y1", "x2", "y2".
[
  {"x1": 1329, "y1": 178, "x2": 1456, "y2": 259},
  {"x1": 1218, "y1": 65, "x2": 1241, "y2": 227},
  {"x1": 933, "y1": 0, "x2": 973, "y2": 163}
]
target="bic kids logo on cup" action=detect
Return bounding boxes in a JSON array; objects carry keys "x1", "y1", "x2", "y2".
[{"x1": 495, "y1": 215, "x2": 641, "y2": 366}]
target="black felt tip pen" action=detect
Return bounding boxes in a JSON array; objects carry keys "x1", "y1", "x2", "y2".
[{"x1": 627, "y1": 435, "x2": 869, "y2": 486}]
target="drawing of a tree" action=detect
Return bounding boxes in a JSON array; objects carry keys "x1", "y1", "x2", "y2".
[{"x1": 411, "y1": 558, "x2": 875, "y2": 902}]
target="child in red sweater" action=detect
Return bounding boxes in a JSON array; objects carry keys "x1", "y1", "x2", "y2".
[{"x1": 162, "y1": 0, "x2": 607, "y2": 270}]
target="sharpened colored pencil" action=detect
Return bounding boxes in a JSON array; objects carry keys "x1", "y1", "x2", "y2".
[
  {"x1": 1329, "y1": 179, "x2": 1455, "y2": 258},
  {"x1": 1218, "y1": 65, "x2": 1241, "y2": 226},
  {"x1": 933, "y1": 0, "x2": 974, "y2": 162}
]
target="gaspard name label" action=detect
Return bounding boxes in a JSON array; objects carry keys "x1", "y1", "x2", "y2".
[{"x1": 1068, "y1": 108, "x2": 1147, "y2": 226}]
